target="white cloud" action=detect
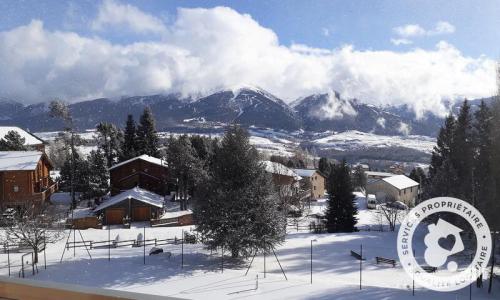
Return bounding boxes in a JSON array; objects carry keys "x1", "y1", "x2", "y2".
[
  {"x1": 390, "y1": 38, "x2": 413, "y2": 46},
  {"x1": 398, "y1": 122, "x2": 411, "y2": 135},
  {"x1": 393, "y1": 24, "x2": 426, "y2": 38},
  {"x1": 322, "y1": 28, "x2": 330, "y2": 37},
  {"x1": 0, "y1": 7, "x2": 496, "y2": 120},
  {"x1": 393, "y1": 21, "x2": 456, "y2": 38},
  {"x1": 91, "y1": 0, "x2": 166, "y2": 34},
  {"x1": 429, "y1": 21, "x2": 455, "y2": 35},
  {"x1": 377, "y1": 117, "x2": 386, "y2": 128}
]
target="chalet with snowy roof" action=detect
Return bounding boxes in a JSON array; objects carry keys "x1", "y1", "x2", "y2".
[
  {"x1": 293, "y1": 169, "x2": 326, "y2": 199},
  {"x1": 365, "y1": 171, "x2": 395, "y2": 180},
  {"x1": 366, "y1": 175, "x2": 419, "y2": 207},
  {"x1": 263, "y1": 161, "x2": 301, "y2": 187},
  {"x1": 0, "y1": 151, "x2": 57, "y2": 208},
  {"x1": 109, "y1": 154, "x2": 169, "y2": 196},
  {"x1": 0, "y1": 126, "x2": 45, "y2": 151},
  {"x1": 94, "y1": 187, "x2": 164, "y2": 225}
]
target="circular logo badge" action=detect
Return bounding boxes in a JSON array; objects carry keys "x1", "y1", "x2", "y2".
[{"x1": 397, "y1": 197, "x2": 492, "y2": 292}]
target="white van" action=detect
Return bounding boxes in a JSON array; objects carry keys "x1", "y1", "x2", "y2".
[{"x1": 367, "y1": 194, "x2": 377, "y2": 209}]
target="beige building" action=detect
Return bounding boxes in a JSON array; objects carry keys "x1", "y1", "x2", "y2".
[
  {"x1": 293, "y1": 169, "x2": 326, "y2": 199},
  {"x1": 366, "y1": 175, "x2": 419, "y2": 207}
]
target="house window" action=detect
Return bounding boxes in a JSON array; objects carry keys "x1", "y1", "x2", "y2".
[
  {"x1": 410, "y1": 187, "x2": 413, "y2": 192},
  {"x1": 13, "y1": 186, "x2": 19, "y2": 192},
  {"x1": 315, "y1": 176, "x2": 317, "y2": 180},
  {"x1": 404, "y1": 189, "x2": 406, "y2": 194},
  {"x1": 399, "y1": 190, "x2": 401, "y2": 196},
  {"x1": 314, "y1": 186, "x2": 316, "y2": 190}
]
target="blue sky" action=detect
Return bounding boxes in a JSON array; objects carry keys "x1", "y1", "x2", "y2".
[
  {"x1": 0, "y1": 0, "x2": 498, "y2": 117},
  {"x1": 1, "y1": 0, "x2": 499, "y2": 57}
]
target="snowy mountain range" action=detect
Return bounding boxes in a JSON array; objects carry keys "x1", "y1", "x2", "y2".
[{"x1": 0, "y1": 87, "x2": 493, "y2": 136}]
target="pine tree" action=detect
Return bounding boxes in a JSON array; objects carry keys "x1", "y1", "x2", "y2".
[
  {"x1": 0, "y1": 130, "x2": 27, "y2": 151},
  {"x1": 136, "y1": 107, "x2": 159, "y2": 157},
  {"x1": 95, "y1": 122, "x2": 123, "y2": 168},
  {"x1": 325, "y1": 159, "x2": 358, "y2": 232},
  {"x1": 489, "y1": 93, "x2": 500, "y2": 230},
  {"x1": 472, "y1": 101, "x2": 494, "y2": 217},
  {"x1": 84, "y1": 150, "x2": 109, "y2": 199},
  {"x1": 427, "y1": 115, "x2": 457, "y2": 198},
  {"x1": 451, "y1": 100, "x2": 474, "y2": 202},
  {"x1": 195, "y1": 125, "x2": 285, "y2": 258},
  {"x1": 318, "y1": 157, "x2": 332, "y2": 176},
  {"x1": 352, "y1": 165, "x2": 367, "y2": 192},
  {"x1": 166, "y1": 135, "x2": 205, "y2": 210},
  {"x1": 60, "y1": 152, "x2": 90, "y2": 195},
  {"x1": 120, "y1": 114, "x2": 138, "y2": 161}
]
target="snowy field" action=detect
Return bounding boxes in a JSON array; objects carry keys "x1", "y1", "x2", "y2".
[
  {"x1": 1, "y1": 195, "x2": 497, "y2": 299},
  {"x1": 312, "y1": 130, "x2": 436, "y2": 154}
]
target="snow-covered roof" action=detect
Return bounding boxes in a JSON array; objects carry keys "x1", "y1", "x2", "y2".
[
  {"x1": 94, "y1": 187, "x2": 164, "y2": 212},
  {"x1": 293, "y1": 169, "x2": 318, "y2": 178},
  {"x1": 0, "y1": 126, "x2": 44, "y2": 145},
  {"x1": 263, "y1": 161, "x2": 301, "y2": 180},
  {"x1": 109, "y1": 154, "x2": 166, "y2": 171},
  {"x1": 382, "y1": 175, "x2": 419, "y2": 190},
  {"x1": 0, "y1": 151, "x2": 43, "y2": 171},
  {"x1": 365, "y1": 171, "x2": 395, "y2": 178}
]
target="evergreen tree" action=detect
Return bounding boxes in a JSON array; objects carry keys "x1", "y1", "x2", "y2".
[
  {"x1": 472, "y1": 101, "x2": 494, "y2": 215},
  {"x1": 60, "y1": 152, "x2": 90, "y2": 195},
  {"x1": 325, "y1": 159, "x2": 358, "y2": 232},
  {"x1": 427, "y1": 115, "x2": 457, "y2": 198},
  {"x1": 318, "y1": 157, "x2": 332, "y2": 176},
  {"x1": 0, "y1": 130, "x2": 27, "y2": 151},
  {"x1": 95, "y1": 122, "x2": 123, "y2": 168},
  {"x1": 489, "y1": 93, "x2": 500, "y2": 230},
  {"x1": 84, "y1": 150, "x2": 109, "y2": 199},
  {"x1": 451, "y1": 100, "x2": 474, "y2": 203},
  {"x1": 166, "y1": 135, "x2": 205, "y2": 210},
  {"x1": 195, "y1": 125, "x2": 285, "y2": 258},
  {"x1": 352, "y1": 165, "x2": 367, "y2": 192},
  {"x1": 136, "y1": 107, "x2": 159, "y2": 157},
  {"x1": 120, "y1": 114, "x2": 138, "y2": 161},
  {"x1": 409, "y1": 167, "x2": 426, "y2": 185}
]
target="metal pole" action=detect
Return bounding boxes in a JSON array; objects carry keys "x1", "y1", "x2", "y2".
[
  {"x1": 245, "y1": 250, "x2": 257, "y2": 276},
  {"x1": 7, "y1": 242, "x2": 10, "y2": 277},
  {"x1": 181, "y1": 229, "x2": 184, "y2": 269},
  {"x1": 78, "y1": 229, "x2": 92, "y2": 259},
  {"x1": 60, "y1": 231, "x2": 72, "y2": 263},
  {"x1": 412, "y1": 249, "x2": 415, "y2": 296},
  {"x1": 44, "y1": 233, "x2": 47, "y2": 269},
  {"x1": 143, "y1": 226, "x2": 146, "y2": 265},
  {"x1": 108, "y1": 225, "x2": 110, "y2": 261},
  {"x1": 488, "y1": 232, "x2": 495, "y2": 293},
  {"x1": 470, "y1": 254, "x2": 472, "y2": 300},
  {"x1": 310, "y1": 240, "x2": 313, "y2": 284},
  {"x1": 263, "y1": 248, "x2": 266, "y2": 278},
  {"x1": 360, "y1": 244, "x2": 362, "y2": 290},
  {"x1": 221, "y1": 245, "x2": 224, "y2": 273},
  {"x1": 31, "y1": 253, "x2": 35, "y2": 275},
  {"x1": 272, "y1": 247, "x2": 287, "y2": 281}
]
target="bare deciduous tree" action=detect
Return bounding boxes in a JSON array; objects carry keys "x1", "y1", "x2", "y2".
[{"x1": 1, "y1": 202, "x2": 64, "y2": 263}]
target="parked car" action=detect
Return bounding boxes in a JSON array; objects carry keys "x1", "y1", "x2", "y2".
[
  {"x1": 367, "y1": 194, "x2": 377, "y2": 209},
  {"x1": 385, "y1": 201, "x2": 409, "y2": 210}
]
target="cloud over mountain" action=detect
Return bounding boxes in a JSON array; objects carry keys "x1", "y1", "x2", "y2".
[{"x1": 0, "y1": 2, "x2": 496, "y2": 119}]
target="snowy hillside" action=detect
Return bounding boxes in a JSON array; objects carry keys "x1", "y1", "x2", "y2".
[{"x1": 311, "y1": 130, "x2": 436, "y2": 154}]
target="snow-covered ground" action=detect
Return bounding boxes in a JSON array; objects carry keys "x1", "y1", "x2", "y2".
[
  {"x1": 1, "y1": 195, "x2": 497, "y2": 299},
  {"x1": 312, "y1": 130, "x2": 436, "y2": 154}
]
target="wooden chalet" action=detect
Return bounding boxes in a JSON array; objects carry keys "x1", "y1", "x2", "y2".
[
  {"x1": 94, "y1": 187, "x2": 163, "y2": 225},
  {"x1": 109, "y1": 154, "x2": 169, "y2": 196},
  {"x1": 0, "y1": 126, "x2": 45, "y2": 152},
  {"x1": 0, "y1": 151, "x2": 57, "y2": 208}
]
